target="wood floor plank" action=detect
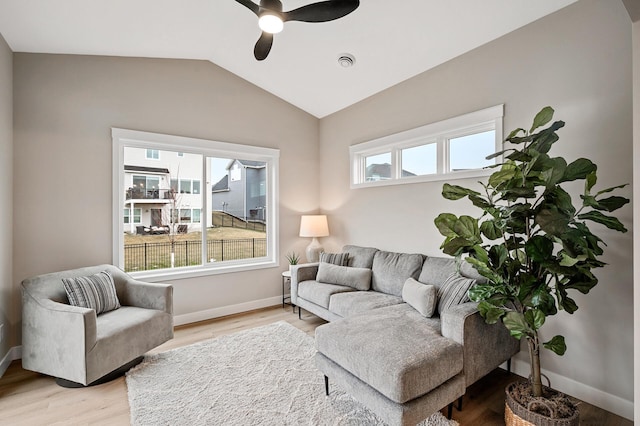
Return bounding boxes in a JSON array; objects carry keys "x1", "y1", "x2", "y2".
[{"x1": 0, "y1": 305, "x2": 630, "y2": 425}]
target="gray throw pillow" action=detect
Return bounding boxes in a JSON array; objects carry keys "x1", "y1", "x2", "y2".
[
  {"x1": 437, "y1": 272, "x2": 475, "y2": 314},
  {"x1": 62, "y1": 271, "x2": 121, "y2": 314},
  {"x1": 319, "y1": 252, "x2": 349, "y2": 266},
  {"x1": 402, "y1": 278, "x2": 437, "y2": 318},
  {"x1": 316, "y1": 262, "x2": 371, "y2": 291}
]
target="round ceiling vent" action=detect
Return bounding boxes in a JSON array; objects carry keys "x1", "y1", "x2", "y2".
[{"x1": 338, "y1": 53, "x2": 355, "y2": 68}]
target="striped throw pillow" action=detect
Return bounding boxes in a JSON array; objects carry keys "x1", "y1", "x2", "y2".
[
  {"x1": 437, "y1": 272, "x2": 475, "y2": 315},
  {"x1": 62, "y1": 271, "x2": 121, "y2": 314},
  {"x1": 319, "y1": 252, "x2": 349, "y2": 266}
]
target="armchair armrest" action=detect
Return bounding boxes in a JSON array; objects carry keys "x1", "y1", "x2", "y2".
[
  {"x1": 441, "y1": 302, "x2": 520, "y2": 387},
  {"x1": 290, "y1": 263, "x2": 319, "y2": 304},
  {"x1": 21, "y1": 288, "x2": 97, "y2": 382},
  {"x1": 111, "y1": 268, "x2": 173, "y2": 315}
]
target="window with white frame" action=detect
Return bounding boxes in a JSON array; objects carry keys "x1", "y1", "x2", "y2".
[
  {"x1": 145, "y1": 149, "x2": 159, "y2": 160},
  {"x1": 124, "y1": 208, "x2": 141, "y2": 224},
  {"x1": 350, "y1": 105, "x2": 503, "y2": 188},
  {"x1": 113, "y1": 128, "x2": 279, "y2": 280}
]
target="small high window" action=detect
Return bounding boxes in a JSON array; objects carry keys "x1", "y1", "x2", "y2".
[{"x1": 350, "y1": 105, "x2": 504, "y2": 188}]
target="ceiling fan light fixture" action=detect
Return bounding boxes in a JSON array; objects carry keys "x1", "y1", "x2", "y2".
[{"x1": 258, "y1": 13, "x2": 284, "y2": 34}]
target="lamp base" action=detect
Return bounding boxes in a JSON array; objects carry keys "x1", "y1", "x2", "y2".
[{"x1": 305, "y1": 237, "x2": 324, "y2": 263}]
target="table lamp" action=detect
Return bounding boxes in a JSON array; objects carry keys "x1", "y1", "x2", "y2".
[{"x1": 299, "y1": 215, "x2": 329, "y2": 262}]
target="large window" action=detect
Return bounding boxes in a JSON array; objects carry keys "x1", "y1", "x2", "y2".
[
  {"x1": 350, "y1": 105, "x2": 503, "y2": 188},
  {"x1": 113, "y1": 128, "x2": 279, "y2": 280}
]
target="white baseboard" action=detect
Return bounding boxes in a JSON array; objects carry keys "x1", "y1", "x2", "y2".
[
  {"x1": 0, "y1": 346, "x2": 22, "y2": 378},
  {"x1": 508, "y1": 359, "x2": 633, "y2": 420},
  {"x1": 173, "y1": 295, "x2": 284, "y2": 327}
]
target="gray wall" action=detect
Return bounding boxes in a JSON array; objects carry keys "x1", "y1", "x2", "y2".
[
  {"x1": 319, "y1": 0, "x2": 633, "y2": 416},
  {"x1": 0, "y1": 34, "x2": 13, "y2": 362},
  {"x1": 12, "y1": 54, "x2": 319, "y2": 328}
]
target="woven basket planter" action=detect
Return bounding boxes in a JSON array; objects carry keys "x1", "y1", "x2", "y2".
[{"x1": 505, "y1": 382, "x2": 579, "y2": 426}]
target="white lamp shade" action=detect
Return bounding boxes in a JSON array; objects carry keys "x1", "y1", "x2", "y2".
[{"x1": 299, "y1": 215, "x2": 329, "y2": 238}]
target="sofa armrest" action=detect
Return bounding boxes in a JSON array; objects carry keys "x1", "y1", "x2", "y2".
[
  {"x1": 290, "y1": 263, "x2": 319, "y2": 304},
  {"x1": 441, "y1": 302, "x2": 520, "y2": 387}
]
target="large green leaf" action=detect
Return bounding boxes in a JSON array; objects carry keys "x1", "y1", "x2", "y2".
[
  {"x1": 540, "y1": 157, "x2": 567, "y2": 187},
  {"x1": 480, "y1": 219, "x2": 503, "y2": 240},
  {"x1": 530, "y1": 106, "x2": 554, "y2": 133},
  {"x1": 502, "y1": 312, "x2": 530, "y2": 340},
  {"x1": 578, "y1": 211, "x2": 628, "y2": 232},
  {"x1": 564, "y1": 276, "x2": 598, "y2": 294},
  {"x1": 434, "y1": 213, "x2": 459, "y2": 237},
  {"x1": 585, "y1": 171, "x2": 597, "y2": 192},
  {"x1": 535, "y1": 208, "x2": 571, "y2": 236},
  {"x1": 506, "y1": 127, "x2": 526, "y2": 141},
  {"x1": 488, "y1": 167, "x2": 518, "y2": 188},
  {"x1": 596, "y1": 183, "x2": 627, "y2": 196},
  {"x1": 562, "y1": 158, "x2": 597, "y2": 182},
  {"x1": 594, "y1": 196, "x2": 629, "y2": 212},
  {"x1": 442, "y1": 183, "x2": 479, "y2": 200},
  {"x1": 529, "y1": 121, "x2": 564, "y2": 154},
  {"x1": 524, "y1": 309, "x2": 546, "y2": 330},
  {"x1": 543, "y1": 335, "x2": 567, "y2": 356},
  {"x1": 525, "y1": 235, "x2": 554, "y2": 263},
  {"x1": 454, "y1": 215, "x2": 481, "y2": 242},
  {"x1": 478, "y1": 301, "x2": 506, "y2": 324},
  {"x1": 442, "y1": 237, "x2": 472, "y2": 256}
]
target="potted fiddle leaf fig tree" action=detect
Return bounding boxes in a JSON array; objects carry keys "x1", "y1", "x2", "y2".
[{"x1": 434, "y1": 107, "x2": 629, "y2": 425}]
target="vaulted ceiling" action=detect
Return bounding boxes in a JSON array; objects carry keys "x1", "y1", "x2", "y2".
[{"x1": 0, "y1": 0, "x2": 577, "y2": 117}]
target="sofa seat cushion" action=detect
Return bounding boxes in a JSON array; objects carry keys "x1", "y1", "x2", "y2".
[
  {"x1": 297, "y1": 280, "x2": 356, "y2": 309},
  {"x1": 328, "y1": 291, "x2": 403, "y2": 318},
  {"x1": 315, "y1": 304, "x2": 461, "y2": 404},
  {"x1": 371, "y1": 251, "x2": 424, "y2": 297}
]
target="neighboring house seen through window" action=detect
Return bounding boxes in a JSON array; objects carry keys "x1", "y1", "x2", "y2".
[{"x1": 113, "y1": 128, "x2": 279, "y2": 280}]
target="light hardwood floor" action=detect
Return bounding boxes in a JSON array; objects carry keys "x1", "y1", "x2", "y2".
[{"x1": 0, "y1": 305, "x2": 631, "y2": 425}]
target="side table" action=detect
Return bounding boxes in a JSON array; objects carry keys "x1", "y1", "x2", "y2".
[{"x1": 282, "y1": 270, "x2": 295, "y2": 312}]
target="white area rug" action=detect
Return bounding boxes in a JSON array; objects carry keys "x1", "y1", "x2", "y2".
[{"x1": 126, "y1": 321, "x2": 459, "y2": 426}]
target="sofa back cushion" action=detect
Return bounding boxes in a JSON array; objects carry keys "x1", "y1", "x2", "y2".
[
  {"x1": 371, "y1": 251, "x2": 424, "y2": 296},
  {"x1": 342, "y1": 245, "x2": 379, "y2": 269}
]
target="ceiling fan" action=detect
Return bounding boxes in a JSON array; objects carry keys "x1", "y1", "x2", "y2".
[{"x1": 234, "y1": 0, "x2": 360, "y2": 61}]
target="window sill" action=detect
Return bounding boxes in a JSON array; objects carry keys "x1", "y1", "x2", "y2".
[
  {"x1": 351, "y1": 167, "x2": 493, "y2": 189},
  {"x1": 128, "y1": 259, "x2": 279, "y2": 283}
]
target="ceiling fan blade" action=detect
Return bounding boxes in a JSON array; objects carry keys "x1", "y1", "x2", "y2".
[
  {"x1": 235, "y1": 0, "x2": 260, "y2": 16},
  {"x1": 254, "y1": 32, "x2": 274, "y2": 60},
  {"x1": 284, "y1": 0, "x2": 359, "y2": 23}
]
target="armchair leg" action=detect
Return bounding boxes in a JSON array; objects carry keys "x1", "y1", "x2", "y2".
[
  {"x1": 447, "y1": 403, "x2": 453, "y2": 420},
  {"x1": 298, "y1": 307, "x2": 302, "y2": 320},
  {"x1": 324, "y1": 375, "x2": 329, "y2": 396},
  {"x1": 457, "y1": 396, "x2": 463, "y2": 411},
  {"x1": 507, "y1": 358, "x2": 512, "y2": 374}
]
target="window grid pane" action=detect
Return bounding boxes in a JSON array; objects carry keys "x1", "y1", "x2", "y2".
[
  {"x1": 401, "y1": 143, "x2": 437, "y2": 177},
  {"x1": 449, "y1": 130, "x2": 496, "y2": 171},
  {"x1": 365, "y1": 152, "x2": 392, "y2": 182}
]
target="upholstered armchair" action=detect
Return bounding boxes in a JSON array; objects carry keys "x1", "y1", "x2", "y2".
[{"x1": 21, "y1": 264, "x2": 173, "y2": 386}]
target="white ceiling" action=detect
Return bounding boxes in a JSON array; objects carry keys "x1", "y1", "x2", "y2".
[{"x1": 0, "y1": 0, "x2": 577, "y2": 118}]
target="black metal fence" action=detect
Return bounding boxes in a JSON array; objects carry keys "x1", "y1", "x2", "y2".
[{"x1": 124, "y1": 238, "x2": 267, "y2": 272}]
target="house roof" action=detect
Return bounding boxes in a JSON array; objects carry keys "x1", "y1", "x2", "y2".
[
  {"x1": 366, "y1": 163, "x2": 416, "y2": 178},
  {"x1": 211, "y1": 175, "x2": 229, "y2": 192},
  {"x1": 125, "y1": 165, "x2": 170, "y2": 174}
]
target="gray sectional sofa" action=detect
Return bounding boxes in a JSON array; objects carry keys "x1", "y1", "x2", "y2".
[{"x1": 291, "y1": 245, "x2": 519, "y2": 426}]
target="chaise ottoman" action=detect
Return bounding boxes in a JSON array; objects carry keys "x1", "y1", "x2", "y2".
[{"x1": 315, "y1": 304, "x2": 466, "y2": 426}]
